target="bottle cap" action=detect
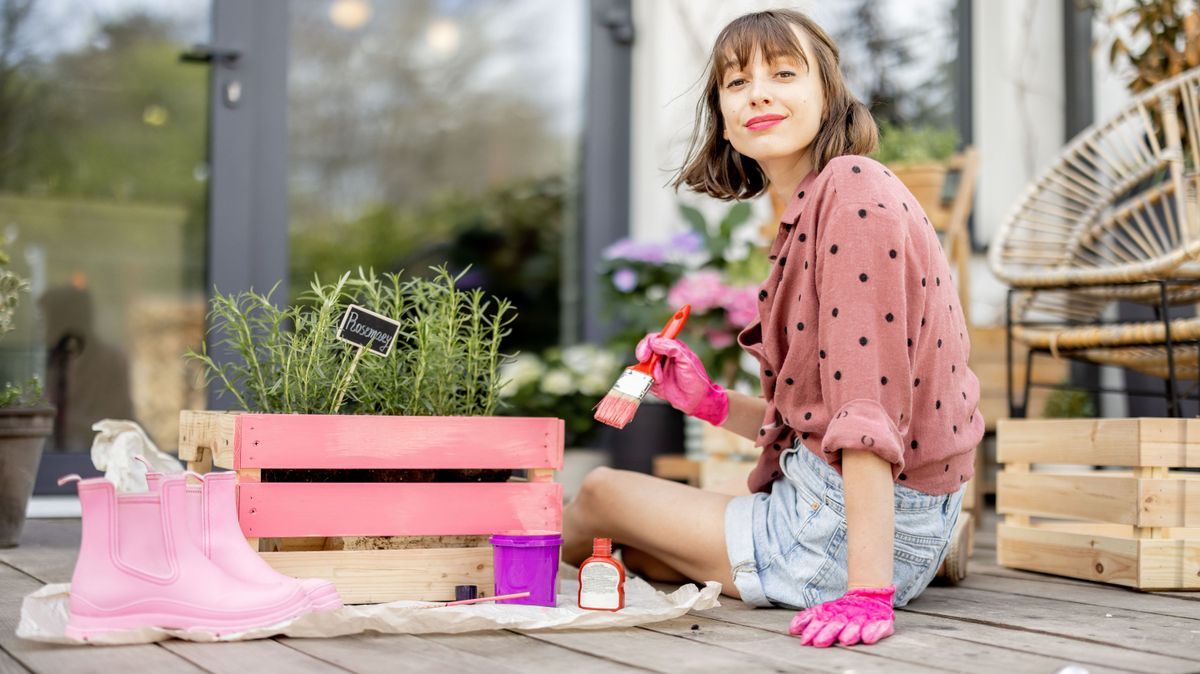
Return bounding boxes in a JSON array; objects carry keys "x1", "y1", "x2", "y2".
[
  {"x1": 455, "y1": 585, "x2": 478, "y2": 602},
  {"x1": 592, "y1": 537, "x2": 613, "y2": 556}
]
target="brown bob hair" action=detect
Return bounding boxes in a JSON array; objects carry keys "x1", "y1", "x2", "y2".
[{"x1": 673, "y1": 10, "x2": 878, "y2": 201}]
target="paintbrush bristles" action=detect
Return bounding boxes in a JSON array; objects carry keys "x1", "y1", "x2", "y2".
[{"x1": 593, "y1": 392, "x2": 642, "y2": 429}]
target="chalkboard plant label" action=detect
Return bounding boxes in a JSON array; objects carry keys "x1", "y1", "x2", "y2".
[{"x1": 337, "y1": 304, "x2": 401, "y2": 357}]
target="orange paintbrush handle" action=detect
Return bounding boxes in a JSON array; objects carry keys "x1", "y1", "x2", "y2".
[{"x1": 632, "y1": 305, "x2": 691, "y2": 376}]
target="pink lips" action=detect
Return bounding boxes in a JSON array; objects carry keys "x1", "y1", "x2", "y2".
[{"x1": 746, "y1": 114, "x2": 785, "y2": 131}]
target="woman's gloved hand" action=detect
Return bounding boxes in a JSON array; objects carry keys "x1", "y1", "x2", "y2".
[
  {"x1": 788, "y1": 586, "x2": 896, "y2": 647},
  {"x1": 634, "y1": 334, "x2": 729, "y2": 426}
]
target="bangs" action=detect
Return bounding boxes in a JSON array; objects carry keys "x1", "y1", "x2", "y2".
[{"x1": 714, "y1": 13, "x2": 809, "y2": 79}]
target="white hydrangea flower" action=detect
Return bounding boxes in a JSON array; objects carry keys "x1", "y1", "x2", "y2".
[
  {"x1": 561, "y1": 344, "x2": 598, "y2": 374},
  {"x1": 578, "y1": 372, "x2": 612, "y2": 396},
  {"x1": 540, "y1": 368, "x2": 575, "y2": 395},
  {"x1": 500, "y1": 353, "x2": 546, "y2": 389}
]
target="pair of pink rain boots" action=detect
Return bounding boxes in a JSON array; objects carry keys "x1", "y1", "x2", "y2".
[{"x1": 61, "y1": 465, "x2": 341, "y2": 641}]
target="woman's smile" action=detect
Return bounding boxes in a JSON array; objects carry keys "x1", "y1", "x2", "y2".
[{"x1": 746, "y1": 114, "x2": 786, "y2": 131}]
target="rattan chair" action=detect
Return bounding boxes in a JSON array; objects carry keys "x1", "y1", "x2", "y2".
[{"x1": 989, "y1": 67, "x2": 1200, "y2": 414}]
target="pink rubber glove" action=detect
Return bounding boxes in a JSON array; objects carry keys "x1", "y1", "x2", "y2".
[
  {"x1": 634, "y1": 334, "x2": 729, "y2": 426},
  {"x1": 788, "y1": 586, "x2": 896, "y2": 647}
]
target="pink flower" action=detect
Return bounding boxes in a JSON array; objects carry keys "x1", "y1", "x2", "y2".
[
  {"x1": 707, "y1": 329, "x2": 735, "y2": 349},
  {"x1": 722, "y1": 285, "x2": 759, "y2": 327},
  {"x1": 667, "y1": 270, "x2": 726, "y2": 314}
]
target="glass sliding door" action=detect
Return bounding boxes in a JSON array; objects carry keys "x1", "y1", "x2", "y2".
[
  {"x1": 287, "y1": 0, "x2": 586, "y2": 354},
  {"x1": 0, "y1": 1, "x2": 211, "y2": 491}
]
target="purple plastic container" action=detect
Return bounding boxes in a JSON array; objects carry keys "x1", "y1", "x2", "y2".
[{"x1": 489, "y1": 531, "x2": 563, "y2": 607}]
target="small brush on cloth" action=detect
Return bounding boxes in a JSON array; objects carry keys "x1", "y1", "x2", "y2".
[{"x1": 593, "y1": 304, "x2": 691, "y2": 429}]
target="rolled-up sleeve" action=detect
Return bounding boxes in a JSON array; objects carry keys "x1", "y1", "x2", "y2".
[{"x1": 814, "y1": 202, "x2": 914, "y2": 477}]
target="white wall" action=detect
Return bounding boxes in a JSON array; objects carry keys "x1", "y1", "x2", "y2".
[
  {"x1": 970, "y1": 0, "x2": 1066, "y2": 325},
  {"x1": 628, "y1": 0, "x2": 786, "y2": 244}
]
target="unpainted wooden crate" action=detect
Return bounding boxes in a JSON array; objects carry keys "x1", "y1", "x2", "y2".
[
  {"x1": 996, "y1": 418, "x2": 1200, "y2": 590},
  {"x1": 178, "y1": 410, "x2": 564, "y2": 604}
]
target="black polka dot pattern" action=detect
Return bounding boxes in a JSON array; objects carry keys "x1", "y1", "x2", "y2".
[{"x1": 746, "y1": 161, "x2": 976, "y2": 494}]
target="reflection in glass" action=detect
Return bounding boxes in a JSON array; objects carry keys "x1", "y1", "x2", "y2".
[
  {"x1": 0, "y1": 2, "x2": 210, "y2": 453},
  {"x1": 289, "y1": 0, "x2": 585, "y2": 353}
]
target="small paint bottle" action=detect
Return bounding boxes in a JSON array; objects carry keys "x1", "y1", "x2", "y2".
[{"x1": 577, "y1": 537, "x2": 625, "y2": 611}]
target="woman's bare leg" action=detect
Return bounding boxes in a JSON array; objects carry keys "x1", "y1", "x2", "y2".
[{"x1": 562, "y1": 466, "x2": 741, "y2": 599}]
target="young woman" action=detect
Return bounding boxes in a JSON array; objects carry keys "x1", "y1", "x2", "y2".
[{"x1": 562, "y1": 9, "x2": 982, "y2": 648}]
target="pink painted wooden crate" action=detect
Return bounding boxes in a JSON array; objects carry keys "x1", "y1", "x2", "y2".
[{"x1": 178, "y1": 410, "x2": 564, "y2": 604}]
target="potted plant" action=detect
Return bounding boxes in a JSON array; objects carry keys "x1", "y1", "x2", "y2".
[
  {"x1": 181, "y1": 266, "x2": 565, "y2": 603},
  {"x1": 0, "y1": 248, "x2": 55, "y2": 548},
  {"x1": 872, "y1": 121, "x2": 960, "y2": 214}
]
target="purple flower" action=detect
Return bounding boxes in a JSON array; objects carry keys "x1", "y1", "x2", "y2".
[
  {"x1": 722, "y1": 285, "x2": 759, "y2": 327},
  {"x1": 667, "y1": 230, "x2": 705, "y2": 254},
  {"x1": 603, "y1": 238, "x2": 666, "y2": 264},
  {"x1": 612, "y1": 267, "x2": 639, "y2": 292},
  {"x1": 667, "y1": 270, "x2": 726, "y2": 313}
]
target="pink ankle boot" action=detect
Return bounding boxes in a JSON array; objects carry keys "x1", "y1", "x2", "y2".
[
  {"x1": 63, "y1": 475, "x2": 311, "y2": 640},
  {"x1": 144, "y1": 468, "x2": 341, "y2": 612}
]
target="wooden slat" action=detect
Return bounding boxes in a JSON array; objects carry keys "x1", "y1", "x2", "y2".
[
  {"x1": 234, "y1": 414, "x2": 564, "y2": 470},
  {"x1": 997, "y1": 418, "x2": 1200, "y2": 467},
  {"x1": 238, "y1": 482, "x2": 562, "y2": 537},
  {"x1": 997, "y1": 470, "x2": 1200, "y2": 527},
  {"x1": 259, "y1": 547, "x2": 494, "y2": 604},
  {"x1": 998, "y1": 521, "x2": 1200, "y2": 590},
  {"x1": 178, "y1": 410, "x2": 240, "y2": 468}
]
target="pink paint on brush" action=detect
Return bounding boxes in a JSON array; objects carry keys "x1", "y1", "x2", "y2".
[
  {"x1": 594, "y1": 305, "x2": 691, "y2": 429},
  {"x1": 237, "y1": 482, "x2": 563, "y2": 538}
]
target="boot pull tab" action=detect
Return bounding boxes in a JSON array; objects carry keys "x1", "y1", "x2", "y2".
[
  {"x1": 56, "y1": 474, "x2": 82, "y2": 487},
  {"x1": 132, "y1": 455, "x2": 154, "y2": 471}
]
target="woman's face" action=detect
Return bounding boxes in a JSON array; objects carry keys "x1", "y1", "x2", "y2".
[{"x1": 717, "y1": 28, "x2": 825, "y2": 165}]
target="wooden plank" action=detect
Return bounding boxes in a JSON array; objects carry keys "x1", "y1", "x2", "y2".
[
  {"x1": 0, "y1": 647, "x2": 29, "y2": 674},
  {"x1": 0, "y1": 519, "x2": 80, "y2": 584},
  {"x1": 958, "y1": 572, "x2": 1200, "y2": 620},
  {"x1": 421, "y1": 631, "x2": 649, "y2": 673},
  {"x1": 641, "y1": 615, "x2": 941, "y2": 673},
  {"x1": 259, "y1": 547, "x2": 494, "y2": 604},
  {"x1": 997, "y1": 418, "x2": 1200, "y2": 467},
  {"x1": 234, "y1": 414, "x2": 564, "y2": 470},
  {"x1": 896, "y1": 611, "x2": 1199, "y2": 673},
  {"x1": 238, "y1": 482, "x2": 562, "y2": 537},
  {"x1": 689, "y1": 606, "x2": 1140, "y2": 674},
  {"x1": 998, "y1": 522, "x2": 1200, "y2": 590},
  {"x1": 161, "y1": 639, "x2": 346, "y2": 674},
  {"x1": 279, "y1": 633, "x2": 535, "y2": 674},
  {"x1": 902, "y1": 584, "x2": 1200, "y2": 660},
  {"x1": 519, "y1": 625, "x2": 839, "y2": 674},
  {"x1": 997, "y1": 471, "x2": 1200, "y2": 526},
  {"x1": 0, "y1": 563, "x2": 202, "y2": 673},
  {"x1": 178, "y1": 410, "x2": 240, "y2": 468}
]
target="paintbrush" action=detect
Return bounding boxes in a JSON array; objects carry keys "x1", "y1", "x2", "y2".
[
  {"x1": 593, "y1": 305, "x2": 691, "y2": 429},
  {"x1": 416, "y1": 591, "x2": 532, "y2": 608}
]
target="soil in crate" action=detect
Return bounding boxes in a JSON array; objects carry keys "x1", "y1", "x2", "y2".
[{"x1": 261, "y1": 468, "x2": 514, "y2": 483}]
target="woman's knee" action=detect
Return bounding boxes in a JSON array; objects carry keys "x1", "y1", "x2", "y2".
[{"x1": 576, "y1": 465, "x2": 620, "y2": 504}]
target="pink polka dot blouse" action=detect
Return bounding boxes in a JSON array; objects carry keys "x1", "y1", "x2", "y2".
[{"x1": 738, "y1": 155, "x2": 983, "y2": 496}]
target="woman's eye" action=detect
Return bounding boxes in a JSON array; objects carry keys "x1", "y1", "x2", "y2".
[
  {"x1": 777, "y1": 70, "x2": 796, "y2": 79},
  {"x1": 726, "y1": 78, "x2": 746, "y2": 88}
]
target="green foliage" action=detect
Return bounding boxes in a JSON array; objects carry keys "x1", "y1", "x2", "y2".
[
  {"x1": 0, "y1": 248, "x2": 28, "y2": 339},
  {"x1": 291, "y1": 176, "x2": 564, "y2": 354},
  {"x1": 1043, "y1": 387, "x2": 1097, "y2": 419},
  {"x1": 0, "y1": 378, "x2": 44, "y2": 408},
  {"x1": 872, "y1": 122, "x2": 960, "y2": 165},
  {"x1": 186, "y1": 267, "x2": 516, "y2": 416}
]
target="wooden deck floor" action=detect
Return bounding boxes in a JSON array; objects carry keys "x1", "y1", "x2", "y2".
[{"x1": 2, "y1": 508, "x2": 1199, "y2": 674}]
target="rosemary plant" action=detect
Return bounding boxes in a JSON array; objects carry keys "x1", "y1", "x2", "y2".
[{"x1": 187, "y1": 266, "x2": 515, "y2": 416}]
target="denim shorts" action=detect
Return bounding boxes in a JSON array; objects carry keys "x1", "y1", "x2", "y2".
[{"x1": 724, "y1": 441, "x2": 965, "y2": 609}]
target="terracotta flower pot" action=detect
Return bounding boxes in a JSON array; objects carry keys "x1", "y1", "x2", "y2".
[{"x1": 0, "y1": 407, "x2": 55, "y2": 548}]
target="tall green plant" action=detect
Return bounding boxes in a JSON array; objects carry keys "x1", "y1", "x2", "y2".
[{"x1": 187, "y1": 266, "x2": 515, "y2": 416}]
